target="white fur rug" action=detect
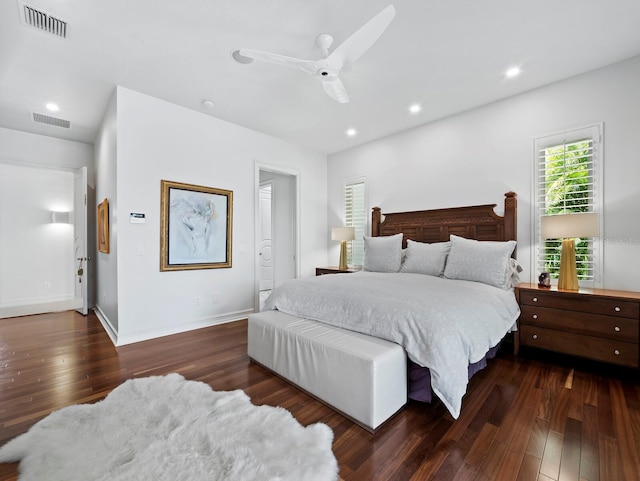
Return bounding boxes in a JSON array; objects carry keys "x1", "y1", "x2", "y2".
[{"x1": 0, "y1": 374, "x2": 338, "y2": 481}]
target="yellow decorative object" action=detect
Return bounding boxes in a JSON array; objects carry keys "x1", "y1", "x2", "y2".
[
  {"x1": 557, "y1": 238, "x2": 579, "y2": 290},
  {"x1": 332, "y1": 227, "x2": 356, "y2": 271},
  {"x1": 540, "y1": 212, "x2": 599, "y2": 291}
]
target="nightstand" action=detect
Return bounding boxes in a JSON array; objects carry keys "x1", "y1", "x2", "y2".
[
  {"x1": 315, "y1": 266, "x2": 361, "y2": 276},
  {"x1": 515, "y1": 283, "x2": 640, "y2": 368}
]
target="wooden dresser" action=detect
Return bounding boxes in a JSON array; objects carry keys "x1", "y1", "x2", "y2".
[{"x1": 515, "y1": 283, "x2": 640, "y2": 368}]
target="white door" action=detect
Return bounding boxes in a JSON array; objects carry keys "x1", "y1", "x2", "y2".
[
  {"x1": 73, "y1": 167, "x2": 88, "y2": 315},
  {"x1": 259, "y1": 182, "x2": 273, "y2": 292}
]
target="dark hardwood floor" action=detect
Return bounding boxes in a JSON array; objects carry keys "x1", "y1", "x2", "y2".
[{"x1": 1, "y1": 311, "x2": 639, "y2": 481}]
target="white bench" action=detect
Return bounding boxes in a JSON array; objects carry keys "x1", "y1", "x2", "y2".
[{"x1": 248, "y1": 310, "x2": 407, "y2": 432}]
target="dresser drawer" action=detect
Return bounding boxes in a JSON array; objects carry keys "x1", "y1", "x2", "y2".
[
  {"x1": 520, "y1": 325, "x2": 638, "y2": 367},
  {"x1": 519, "y1": 291, "x2": 639, "y2": 319},
  {"x1": 520, "y1": 305, "x2": 639, "y2": 343}
]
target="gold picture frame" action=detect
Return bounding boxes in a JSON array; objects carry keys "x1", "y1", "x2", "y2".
[
  {"x1": 160, "y1": 180, "x2": 233, "y2": 271},
  {"x1": 97, "y1": 198, "x2": 109, "y2": 254}
]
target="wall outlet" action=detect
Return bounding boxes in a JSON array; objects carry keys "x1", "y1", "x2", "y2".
[
  {"x1": 195, "y1": 297, "x2": 200, "y2": 305},
  {"x1": 44, "y1": 281, "x2": 51, "y2": 289},
  {"x1": 212, "y1": 293, "x2": 220, "y2": 304}
]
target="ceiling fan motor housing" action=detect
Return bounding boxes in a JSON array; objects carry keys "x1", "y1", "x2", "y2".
[{"x1": 318, "y1": 68, "x2": 337, "y2": 79}]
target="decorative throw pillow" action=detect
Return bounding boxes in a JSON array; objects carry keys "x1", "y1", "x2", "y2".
[
  {"x1": 443, "y1": 235, "x2": 517, "y2": 289},
  {"x1": 363, "y1": 233, "x2": 403, "y2": 272},
  {"x1": 400, "y1": 240, "x2": 451, "y2": 277},
  {"x1": 505, "y1": 258, "x2": 524, "y2": 288}
]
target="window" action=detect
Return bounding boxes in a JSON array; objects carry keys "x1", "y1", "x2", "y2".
[
  {"x1": 533, "y1": 125, "x2": 602, "y2": 286},
  {"x1": 344, "y1": 180, "x2": 366, "y2": 266}
]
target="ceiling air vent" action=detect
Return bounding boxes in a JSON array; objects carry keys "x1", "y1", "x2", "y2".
[
  {"x1": 32, "y1": 112, "x2": 71, "y2": 129},
  {"x1": 20, "y1": 2, "x2": 68, "y2": 38}
]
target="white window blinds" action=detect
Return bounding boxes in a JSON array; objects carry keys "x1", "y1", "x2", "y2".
[
  {"x1": 345, "y1": 181, "x2": 366, "y2": 266},
  {"x1": 533, "y1": 125, "x2": 603, "y2": 286}
]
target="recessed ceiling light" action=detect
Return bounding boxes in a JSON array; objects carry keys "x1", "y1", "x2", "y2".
[
  {"x1": 505, "y1": 67, "x2": 521, "y2": 78},
  {"x1": 46, "y1": 102, "x2": 59, "y2": 112},
  {"x1": 409, "y1": 104, "x2": 421, "y2": 114},
  {"x1": 346, "y1": 128, "x2": 357, "y2": 137},
  {"x1": 201, "y1": 100, "x2": 215, "y2": 110}
]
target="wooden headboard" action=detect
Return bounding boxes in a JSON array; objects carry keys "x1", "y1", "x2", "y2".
[{"x1": 372, "y1": 192, "x2": 517, "y2": 247}]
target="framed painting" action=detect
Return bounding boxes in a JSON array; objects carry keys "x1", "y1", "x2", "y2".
[
  {"x1": 160, "y1": 180, "x2": 233, "y2": 271},
  {"x1": 97, "y1": 198, "x2": 109, "y2": 254}
]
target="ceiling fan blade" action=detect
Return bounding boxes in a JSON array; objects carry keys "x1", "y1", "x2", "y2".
[
  {"x1": 327, "y1": 5, "x2": 396, "y2": 70},
  {"x1": 238, "y1": 48, "x2": 317, "y2": 75},
  {"x1": 322, "y1": 77, "x2": 350, "y2": 103}
]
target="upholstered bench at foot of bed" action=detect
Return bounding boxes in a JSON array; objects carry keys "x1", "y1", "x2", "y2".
[{"x1": 248, "y1": 310, "x2": 407, "y2": 432}]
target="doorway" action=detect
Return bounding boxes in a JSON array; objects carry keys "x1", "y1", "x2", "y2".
[
  {"x1": 0, "y1": 163, "x2": 88, "y2": 318},
  {"x1": 256, "y1": 165, "x2": 299, "y2": 311}
]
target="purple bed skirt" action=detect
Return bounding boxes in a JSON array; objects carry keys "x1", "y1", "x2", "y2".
[{"x1": 407, "y1": 342, "x2": 501, "y2": 402}]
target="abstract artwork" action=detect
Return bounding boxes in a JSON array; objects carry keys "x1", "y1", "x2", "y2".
[{"x1": 160, "y1": 180, "x2": 233, "y2": 271}]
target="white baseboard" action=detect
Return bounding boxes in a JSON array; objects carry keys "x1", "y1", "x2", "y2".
[
  {"x1": 0, "y1": 298, "x2": 76, "y2": 319},
  {"x1": 96, "y1": 308, "x2": 254, "y2": 347},
  {"x1": 94, "y1": 306, "x2": 118, "y2": 346}
]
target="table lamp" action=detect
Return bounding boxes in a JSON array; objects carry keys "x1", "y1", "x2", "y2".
[
  {"x1": 332, "y1": 227, "x2": 355, "y2": 271},
  {"x1": 540, "y1": 212, "x2": 599, "y2": 290}
]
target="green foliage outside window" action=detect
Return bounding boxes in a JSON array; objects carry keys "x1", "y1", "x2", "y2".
[{"x1": 542, "y1": 140, "x2": 593, "y2": 280}]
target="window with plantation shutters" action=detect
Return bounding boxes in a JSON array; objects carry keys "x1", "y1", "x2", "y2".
[
  {"x1": 345, "y1": 180, "x2": 366, "y2": 266},
  {"x1": 532, "y1": 124, "x2": 603, "y2": 287}
]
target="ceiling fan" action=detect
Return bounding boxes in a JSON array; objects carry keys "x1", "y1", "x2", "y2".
[{"x1": 233, "y1": 5, "x2": 396, "y2": 104}]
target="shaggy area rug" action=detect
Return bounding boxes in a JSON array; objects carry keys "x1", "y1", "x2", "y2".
[{"x1": 0, "y1": 373, "x2": 338, "y2": 481}]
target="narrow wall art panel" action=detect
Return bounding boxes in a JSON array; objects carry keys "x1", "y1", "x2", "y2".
[{"x1": 97, "y1": 198, "x2": 109, "y2": 254}]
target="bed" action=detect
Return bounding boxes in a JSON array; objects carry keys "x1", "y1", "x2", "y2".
[{"x1": 250, "y1": 192, "x2": 520, "y2": 429}]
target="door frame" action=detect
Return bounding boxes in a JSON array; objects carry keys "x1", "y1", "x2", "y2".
[
  {"x1": 73, "y1": 166, "x2": 89, "y2": 314},
  {"x1": 254, "y1": 162, "x2": 301, "y2": 312}
]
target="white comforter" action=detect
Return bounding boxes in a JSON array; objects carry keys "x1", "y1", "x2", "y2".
[{"x1": 264, "y1": 271, "x2": 520, "y2": 419}]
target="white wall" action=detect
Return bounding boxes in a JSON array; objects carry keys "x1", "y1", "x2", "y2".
[
  {"x1": 0, "y1": 164, "x2": 74, "y2": 314},
  {"x1": 104, "y1": 87, "x2": 326, "y2": 345},
  {"x1": 0, "y1": 127, "x2": 95, "y2": 178},
  {"x1": 328, "y1": 56, "x2": 640, "y2": 291},
  {"x1": 94, "y1": 92, "x2": 119, "y2": 334},
  {"x1": 0, "y1": 127, "x2": 94, "y2": 317}
]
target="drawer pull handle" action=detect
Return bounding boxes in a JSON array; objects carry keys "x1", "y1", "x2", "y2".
[
  {"x1": 614, "y1": 306, "x2": 621, "y2": 312},
  {"x1": 532, "y1": 314, "x2": 538, "y2": 319},
  {"x1": 614, "y1": 326, "x2": 621, "y2": 332},
  {"x1": 614, "y1": 349, "x2": 620, "y2": 356},
  {"x1": 532, "y1": 334, "x2": 538, "y2": 340},
  {"x1": 532, "y1": 297, "x2": 538, "y2": 302}
]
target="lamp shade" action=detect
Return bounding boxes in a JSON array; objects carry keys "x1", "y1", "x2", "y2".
[
  {"x1": 540, "y1": 212, "x2": 599, "y2": 239},
  {"x1": 332, "y1": 227, "x2": 355, "y2": 241}
]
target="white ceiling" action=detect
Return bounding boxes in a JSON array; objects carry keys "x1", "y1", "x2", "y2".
[{"x1": 1, "y1": 0, "x2": 640, "y2": 155}]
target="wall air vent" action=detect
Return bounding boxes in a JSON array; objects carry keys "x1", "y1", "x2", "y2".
[
  {"x1": 32, "y1": 112, "x2": 71, "y2": 129},
  {"x1": 19, "y1": 2, "x2": 68, "y2": 38}
]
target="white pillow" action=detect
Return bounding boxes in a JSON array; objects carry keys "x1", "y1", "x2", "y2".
[
  {"x1": 400, "y1": 240, "x2": 451, "y2": 277},
  {"x1": 443, "y1": 235, "x2": 517, "y2": 289},
  {"x1": 363, "y1": 233, "x2": 403, "y2": 272}
]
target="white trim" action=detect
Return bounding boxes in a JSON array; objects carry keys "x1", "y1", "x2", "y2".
[
  {"x1": 0, "y1": 297, "x2": 76, "y2": 319},
  {"x1": 106, "y1": 308, "x2": 254, "y2": 347},
  {"x1": 94, "y1": 305, "x2": 118, "y2": 346}
]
